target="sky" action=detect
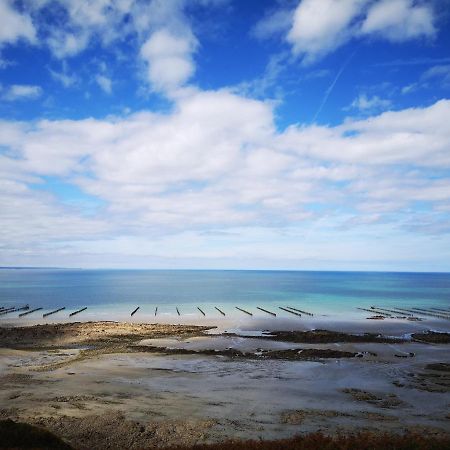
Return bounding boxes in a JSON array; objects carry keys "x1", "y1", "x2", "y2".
[{"x1": 1, "y1": 0, "x2": 450, "y2": 271}]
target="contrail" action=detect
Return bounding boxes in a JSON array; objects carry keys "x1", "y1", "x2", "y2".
[{"x1": 313, "y1": 50, "x2": 357, "y2": 122}]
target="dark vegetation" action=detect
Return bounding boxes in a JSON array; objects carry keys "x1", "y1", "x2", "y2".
[
  {"x1": 130, "y1": 345, "x2": 357, "y2": 360},
  {"x1": 425, "y1": 363, "x2": 450, "y2": 371},
  {"x1": 233, "y1": 329, "x2": 406, "y2": 344},
  {"x1": 412, "y1": 331, "x2": 450, "y2": 344},
  {"x1": 0, "y1": 419, "x2": 74, "y2": 449},
  {"x1": 2, "y1": 420, "x2": 449, "y2": 450},
  {"x1": 167, "y1": 433, "x2": 450, "y2": 450}
]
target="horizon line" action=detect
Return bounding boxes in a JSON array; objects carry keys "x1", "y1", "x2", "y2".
[{"x1": 1, "y1": 266, "x2": 449, "y2": 275}]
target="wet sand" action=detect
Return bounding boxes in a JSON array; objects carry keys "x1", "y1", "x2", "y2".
[{"x1": 1, "y1": 320, "x2": 449, "y2": 449}]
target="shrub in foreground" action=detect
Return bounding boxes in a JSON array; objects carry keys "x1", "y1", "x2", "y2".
[
  {"x1": 167, "y1": 432, "x2": 450, "y2": 450},
  {"x1": 1, "y1": 419, "x2": 449, "y2": 450}
]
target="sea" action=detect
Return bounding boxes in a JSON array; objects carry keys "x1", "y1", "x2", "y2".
[{"x1": 1, "y1": 269, "x2": 449, "y2": 323}]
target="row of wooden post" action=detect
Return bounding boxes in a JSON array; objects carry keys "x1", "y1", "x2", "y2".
[
  {"x1": 1, "y1": 303, "x2": 316, "y2": 319},
  {"x1": 355, "y1": 305, "x2": 450, "y2": 321},
  {"x1": 131, "y1": 305, "x2": 314, "y2": 318},
  {"x1": 0, "y1": 305, "x2": 87, "y2": 318}
]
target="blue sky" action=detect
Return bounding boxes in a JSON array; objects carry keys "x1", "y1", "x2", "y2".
[{"x1": 1, "y1": 0, "x2": 450, "y2": 271}]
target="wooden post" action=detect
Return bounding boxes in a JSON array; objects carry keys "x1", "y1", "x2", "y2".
[
  {"x1": 43, "y1": 307, "x2": 65, "y2": 318},
  {"x1": 1, "y1": 305, "x2": 30, "y2": 316},
  {"x1": 256, "y1": 307, "x2": 276, "y2": 317},
  {"x1": 215, "y1": 307, "x2": 225, "y2": 316},
  {"x1": 372, "y1": 306, "x2": 413, "y2": 316},
  {"x1": 279, "y1": 306, "x2": 301, "y2": 317},
  {"x1": 404, "y1": 308, "x2": 450, "y2": 320},
  {"x1": 357, "y1": 307, "x2": 391, "y2": 317},
  {"x1": 429, "y1": 307, "x2": 450, "y2": 313},
  {"x1": 19, "y1": 307, "x2": 43, "y2": 317},
  {"x1": 69, "y1": 307, "x2": 87, "y2": 317},
  {"x1": 286, "y1": 306, "x2": 314, "y2": 316},
  {"x1": 0, "y1": 307, "x2": 16, "y2": 316},
  {"x1": 235, "y1": 307, "x2": 252, "y2": 316},
  {"x1": 411, "y1": 307, "x2": 450, "y2": 318},
  {"x1": 17, "y1": 305, "x2": 30, "y2": 311},
  {"x1": 197, "y1": 307, "x2": 206, "y2": 316},
  {"x1": 131, "y1": 306, "x2": 139, "y2": 317}
]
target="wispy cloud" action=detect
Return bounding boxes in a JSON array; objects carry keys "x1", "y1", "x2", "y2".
[
  {"x1": 422, "y1": 64, "x2": 450, "y2": 86},
  {"x1": 376, "y1": 56, "x2": 450, "y2": 67},
  {"x1": 345, "y1": 93, "x2": 392, "y2": 113},
  {"x1": 49, "y1": 63, "x2": 78, "y2": 88},
  {"x1": 2, "y1": 84, "x2": 42, "y2": 101},
  {"x1": 95, "y1": 74, "x2": 113, "y2": 94}
]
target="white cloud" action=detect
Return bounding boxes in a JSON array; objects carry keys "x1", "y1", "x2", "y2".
[
  {"x1": 49, "y1": 66, "x2": 78, "y2": 88},
  {"x1": 279, "y1": 0, "x2": 437, "y2": 63},
  {"x1": 346, "y1": 93, "x2": 392, "y2": 112},
  {"x1": 46, "y1": 30, "x2": 90, "y2": 59},
  {"x1": 1, "y1": 90, "x2": 450, "y2": 267},
  {"x1": 0, "y1": 0, "x2": 35, "y2": 46},
  {"x1": 1, "y1": 94, "x2": 449, "y2": 230},
  {"x1": 399, "y1": 64, "x2": 450, "y2": 95},
  {"x1": 2, "y1": 1, "x2": 201, "y2": 95},
  {"x1": 252, "y1": 7, "x2": 293, "y2": 40},
  {"x1": 95, "y1": 74, "x2": 113, "y2": 94},
  {"x1": 2, "y1": 84, "x2": 42, "y2": 101},
  {"x1": 360, "y1": 0, "x2": 435, "y2": 42},
  {"x1": 140, "y1": 28, "x2": 197, "y2": 93},
  {"x1": 401, "y1": 83, "x2": 419, "y2": 94},
  {"x1": 281, "y1": 99, "x2": 450, "y2": 166},
  {"x1": 41, "y1": 0, "x2": 131, "y2": 58},
  {"x1": 287, "y1": 0, "x2": 366, "y2": 63},
  {"x1": 0, "y1": 178, "x2": 109, "y2": 248},
  {"x1": 422, "y1": 64, "x2": 450, "y2": 86}
]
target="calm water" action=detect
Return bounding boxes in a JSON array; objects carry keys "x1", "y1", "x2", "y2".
[{"x1": 1, "y1": 270, "x2": 449, "y2": 321}]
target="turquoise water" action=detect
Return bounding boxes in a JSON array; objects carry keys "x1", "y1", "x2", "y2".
[{"x1": 1, "y1": 270, "x2": 449, "y2": 320}]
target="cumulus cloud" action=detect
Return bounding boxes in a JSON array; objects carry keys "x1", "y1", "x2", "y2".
[
  {"x1": 39, "y1": 0, "x2": 133, "y2": 58},
  {"x1": 287, "y1": 0, "x2": 366, "y2": 63},
  {"x1": 259, "y1": 0, "x2": 437, "y2": 63},
  {"x1": 0, "y1": 1, "x2": 203, "y2": 95},
  {"x1": 2, "y1": 84, "x2": 42, "y2": 101},
  {"x1": 1, "y1": 93, "x2": 450, "y2": 232},
  {"x1": 0, "y1": 1, "x2": 448, "y2": 267},
  {"x1": 360, "y1": 0, "x2": 435, "y2": 42},
  {"x1": 281, "y1": 99, "x2": 450, "y2": 166},
  {"x1": 1, "y1": 86, "x2": 450, "y2": 266},
  {"x1": 0, "y1": 0, "x2": 35, "y2": 46},
  {"x1": 140, "y1": 28, "x2": 197, "y2": 93}
]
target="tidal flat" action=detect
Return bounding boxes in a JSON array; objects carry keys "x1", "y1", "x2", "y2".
[{"x1": 0, "y1": 320, "x2": 449, "y2": 449}]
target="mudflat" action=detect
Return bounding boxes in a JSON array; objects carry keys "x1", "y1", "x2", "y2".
[
  {"x1": 1, "y1": 321, "x2": 449, "y2": 449},
  {"x1": 0, "y1": 321, "x2": 213, "y2": 349}
]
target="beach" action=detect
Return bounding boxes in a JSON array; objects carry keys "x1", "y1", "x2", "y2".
[{"x1": 1, "y1": 317, "x2": 449, "y2": 449}]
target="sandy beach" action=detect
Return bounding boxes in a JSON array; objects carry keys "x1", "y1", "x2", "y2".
[{"x1": 1, "y1": 319, "x2": 449, "y2": 449}]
